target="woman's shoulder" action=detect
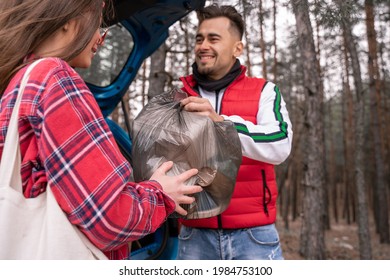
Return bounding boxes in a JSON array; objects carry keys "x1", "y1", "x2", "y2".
[
  {"x1": 3, "y1": 58, "x2": 68, "y2": 95},
  {"x1": 32, "y1": 57, "x2": 76, "y2": 77},
  {"x1": 23, "y1": 57, "x2": 84, "y2": 92}
]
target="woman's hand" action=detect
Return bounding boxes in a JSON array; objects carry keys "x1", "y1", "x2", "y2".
[{"x1": 150, "y1": 161, "x2": 202, "y2": 216}]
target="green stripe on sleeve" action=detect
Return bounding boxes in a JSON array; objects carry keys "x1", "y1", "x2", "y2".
[{"x1": 234, "y1": 86, "x2": 288, "y2": 143}]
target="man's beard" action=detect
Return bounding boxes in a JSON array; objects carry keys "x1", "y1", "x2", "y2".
[
  {"x1": 197, "y1": 65, "x2": 214, "y2": 77},
  {"x1": 191, "y1": 59, "x2": 242, "y2": 91}
]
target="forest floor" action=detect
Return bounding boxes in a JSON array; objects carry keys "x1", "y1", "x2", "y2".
[{"x1": 276, "y1": 216, "x2": 390, "y2": 260}]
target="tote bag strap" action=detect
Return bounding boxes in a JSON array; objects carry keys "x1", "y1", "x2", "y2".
[
  {"x1": 0, "y1": 59, "x2": 45, "y2": 192},
  {"x1": 0, "y1": 59, "x2": 109, "y2": 260}
]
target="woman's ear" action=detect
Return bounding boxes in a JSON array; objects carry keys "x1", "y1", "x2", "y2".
[
  {"x1": 233, "y1": 41, "x2": 244, "y2": 58},
  {"x1": 62, "y1": 19, "x2": 78, "y2": 33},
  {"x1": 63, "y1": 22, "x2": 69, "y2": 32}
]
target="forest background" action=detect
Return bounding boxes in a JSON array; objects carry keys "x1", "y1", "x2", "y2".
[{"x1": 91, "y1": 0, "x2": 390, "y2": 260}]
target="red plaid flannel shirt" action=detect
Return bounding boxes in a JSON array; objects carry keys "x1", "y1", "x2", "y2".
[{"x1": 0, "y1": 58, "x2": 175, "y2": 260}]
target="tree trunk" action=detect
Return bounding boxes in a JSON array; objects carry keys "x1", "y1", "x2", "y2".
[
  {"x1": 111, "y1": 104, "x2": 120, "y2": 124},
  {"x1": 291, "y1": 0, "x2": 326, "y2": 260},
  {"x1": 259, "y1": 0, "x2": 267, "y2": 79},
  {"x1": 148, "y1": 43, "x2": 169, "y2": 100},
  {"x1": 341, "y1": 39, "x2": 356, "y2": 226},
  {"x1": 272, "y1": 0, "x2": 277, "y2": 82},
  {"x1": 122, "y1": 91, "x2": 131, "y2": 132},
  {"x1": 141, "y1": 61, "x2": 147, "y2": 107},
  {"x1": 378, "y1": 38, "x2": 390, "y2": 197},
  {"x1": 179, "y1": 19, "x2": 191, "y2": 77},
  {"x1": 364, "y1": 0, "x2": 390, "y2": 244},
  {"x1": 241, "y1": 0, "x2": 252, "y2": 76},
  {"x1": 338, "y1": 0, "x2": 372, "y2": 259},
  {"x1": 313, "y1": 0, "x2": 329, "y2": 229},
  {"x1": 326, "y1": 99, "x2": 336, "y2": 228}
]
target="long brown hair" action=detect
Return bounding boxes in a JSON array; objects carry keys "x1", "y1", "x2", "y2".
[{"x1": 0, "y1": 0, "x2": 114, "y2": 95}]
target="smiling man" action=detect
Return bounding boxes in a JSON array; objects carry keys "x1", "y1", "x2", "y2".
[
  {"x1": 178, "y1": 4, "x2": 293, "y2": 260},
  {"x1": 194, "y1": 16, "x2": 242, "y2": 80}
]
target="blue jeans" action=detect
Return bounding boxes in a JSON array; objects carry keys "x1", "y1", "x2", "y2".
[{"x1": 177, "y1": 224, "x2": 283, "y2": 260}]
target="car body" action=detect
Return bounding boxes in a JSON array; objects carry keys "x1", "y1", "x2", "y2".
[{"x1": 76, "y1": 0, "x2": 206, "y2": 260}]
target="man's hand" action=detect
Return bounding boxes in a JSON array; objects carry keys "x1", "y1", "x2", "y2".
[{"x1": 181, "y1": 96, "x2": 224, "y2": 122}]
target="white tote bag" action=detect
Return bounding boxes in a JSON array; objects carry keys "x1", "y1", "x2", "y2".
[{"x1": 0, "y1": 59, "x2": 108, "y2": 260}]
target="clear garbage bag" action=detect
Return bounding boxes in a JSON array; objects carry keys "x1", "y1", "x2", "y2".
[{"x1": 131, "y1": 87, "x2": 242, "y2": 219}]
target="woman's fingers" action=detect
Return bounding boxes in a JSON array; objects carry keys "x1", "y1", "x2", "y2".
[
  {"x1": 177, "y1": 168, "x2": 199, "y2": 182},
  {"x1": 181, "y1": 184, "x2": 203, "y2": 196},
  {"x1": 155, "y1": 161, "x2": 174, "y2": 174},
  {"x1": 150, "y1": 162, "x2": 203, "y2": 216},
  {"x1": 175, "y1": 205, "x2": 188, "y2": 216},
  {"x1": 178, "y1": 194, "x2": 196, "y2": 204}
]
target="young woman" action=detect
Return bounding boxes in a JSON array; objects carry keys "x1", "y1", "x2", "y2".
[{"x1": 0, "y1": 0, "x2": 202, "y2": 260}]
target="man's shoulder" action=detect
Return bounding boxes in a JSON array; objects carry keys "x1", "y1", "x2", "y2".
[{"x1": 237, "y1": 75, "x2": 269, "y2": 90}]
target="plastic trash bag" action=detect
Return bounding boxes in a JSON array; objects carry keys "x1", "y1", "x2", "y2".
[{"x1": 131, "y1": 87, "x2": 242, "y2": 219}]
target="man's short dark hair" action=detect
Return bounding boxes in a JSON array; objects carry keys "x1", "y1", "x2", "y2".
[{"x1": 197, "y1": 4, "x2": 244, "y2": 40}]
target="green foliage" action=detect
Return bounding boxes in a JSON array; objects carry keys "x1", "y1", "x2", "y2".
[{"x1": 312, "y1": 0, "x2": 362, "y2": 29}]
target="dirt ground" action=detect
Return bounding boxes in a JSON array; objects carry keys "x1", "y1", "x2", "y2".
[{"x1": 276, "y1": 216, "x2": 390, "y2": 260}]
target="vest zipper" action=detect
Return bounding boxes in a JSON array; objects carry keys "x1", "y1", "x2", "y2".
[
  {"x1": 217, "y1": 67, "x2": 245, "y2": 115},
  {"x1": 217, "y1": 214, "x2": 223, "y2": 229},
  {"x1": 261, "y1": 169, "x2": 272, "y2": 217},
  {"x1": 215, "y1": 90, "x2": 220, "y2": 114}
]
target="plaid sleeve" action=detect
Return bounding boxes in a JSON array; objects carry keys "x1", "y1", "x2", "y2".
[{"x1": 36, "y1": 61, "x2": 175, "y2": 251}]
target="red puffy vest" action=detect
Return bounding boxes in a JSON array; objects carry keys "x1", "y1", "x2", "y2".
[{"x1": 179, "y1": 67, "x2": 278, "y2": 229}]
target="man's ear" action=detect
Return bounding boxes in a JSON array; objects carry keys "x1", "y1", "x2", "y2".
[{"x1": 233, "y1": 41, "x2": 244, "y2": 57}]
